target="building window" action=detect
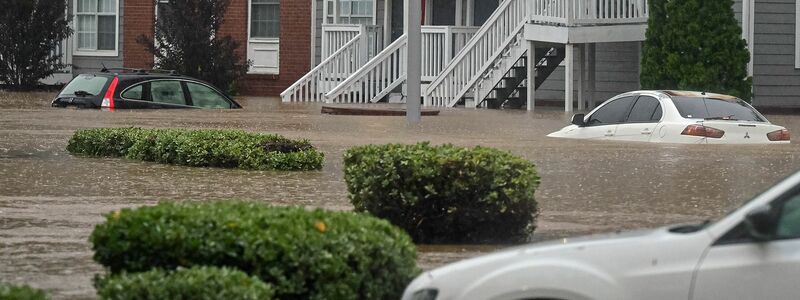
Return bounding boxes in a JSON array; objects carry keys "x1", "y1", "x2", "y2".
[
  {"x1": 340, "y1": 0, "x2": 373, "y2": 24},
  {"x1": 75, "y1": 0, "x2": 118, "y2": 55},
  {"x1": 251, "y1": 0, "x2": 279, "y2": 39},
  {"x1": 326, "y1": 0, "x2": 374, "y2": 24}
]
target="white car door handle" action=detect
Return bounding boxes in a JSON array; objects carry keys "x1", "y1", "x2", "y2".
[
  {"x1": 641, "y1": 129, "x2": 652, "y2": 135},
  {"x1": 605, "y1": 131, "x2": 614, "y2": 137}
]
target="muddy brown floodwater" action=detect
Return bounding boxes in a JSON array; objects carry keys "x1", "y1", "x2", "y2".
[{"x1": 2, "y1": 91, "x2": 800, "y2": 299}]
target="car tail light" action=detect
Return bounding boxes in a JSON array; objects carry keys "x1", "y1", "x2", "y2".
[
  {"x1": 767, "y1": 129, "x2": 791, "y2": 141},
  {"x1": 681, "y1": 124, "x2": 725, "y2": 138},
  {"x1": 101, "y1": 77, "x2": 119, "y2": 110}
]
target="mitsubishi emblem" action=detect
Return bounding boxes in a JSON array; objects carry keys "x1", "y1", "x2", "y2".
[{"x1": 744, "y1": 132, "x2": 751, "y2": 139}]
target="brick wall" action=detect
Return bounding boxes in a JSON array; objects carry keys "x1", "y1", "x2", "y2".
[
  {"x1": 122, "y1": 0, "x2": 155, "y2": 69},
  {"x1": 121, "y1": 0, "x2": 311, "y2": 96},
  {"x1": 236, "y1": 0, "x2": 312, "y2": 96}
]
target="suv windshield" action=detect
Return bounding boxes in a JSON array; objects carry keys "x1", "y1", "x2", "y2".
[
  {"x1": 671, "y1": 97, "x2": 765, "y2": 122},
  {"x1": 59, "y1": 74, "x2": 110, "y2": 97}
]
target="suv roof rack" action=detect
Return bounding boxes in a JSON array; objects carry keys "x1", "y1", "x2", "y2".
[{"x1": 99, "y1": 67, "x2": 180, "y2": 76}]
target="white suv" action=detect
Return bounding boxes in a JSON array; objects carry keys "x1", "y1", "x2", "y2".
[{"x1": 403, "y1": 171, "x2": 800, "y2": 300}]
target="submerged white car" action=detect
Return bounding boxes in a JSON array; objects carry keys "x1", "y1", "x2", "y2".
[
  {"x1": 548, "y1": 90, "x2": 790, "y2": 144},
  {"x1": 402, "y1": 170, "x2": 800, "y2": 300}
]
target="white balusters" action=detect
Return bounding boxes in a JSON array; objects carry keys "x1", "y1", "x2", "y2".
[
  {"x1": 424, "y1": 0, "x2": 528, "y2": 107},
  {"x1": 530, "y1": 0, "x2": 649, "y2": 25},
  {"x1": 325, "y1": 35, "x2": 408, "y2": 104}
]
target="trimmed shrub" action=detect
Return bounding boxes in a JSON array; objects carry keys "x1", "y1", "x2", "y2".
[
  {"x1": 67, "y1": 128, "x2": 324, "y2": 171},
  {"x1": 0, "y1": 283, "x2": 48, "y2": 300},
  {"x1": 95, "y1": 266, "x2": 273, "y2": 300},
  {"x1": 344, "y1": 142, "x2": 540, "y2": 243},
  {"x1": 91, "y1": 202, "x2": 418, "y2": 300}
]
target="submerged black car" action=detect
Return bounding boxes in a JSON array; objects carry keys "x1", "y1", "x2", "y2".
[{"x1": 52, "y1": 69, "x2": 242, "y2": 109}]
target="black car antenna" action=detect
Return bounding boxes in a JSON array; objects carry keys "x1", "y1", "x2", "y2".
[{"x1": 100, "y1": 62, "x2": 108, "y2": 73}]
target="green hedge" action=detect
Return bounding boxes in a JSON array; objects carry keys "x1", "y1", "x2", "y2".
[
  {"x1": 0, "y1": 284, "x2": 48, "y2": 300},
  {"x1": 91, "y1": 202, "x2": 418, "y2": 300},
  {"x1": 344, "y1": 142, "x2": 540, "y2": 243},
  {"x1": 66, "y1": 128, "x2": 324, "y2": 171},
  {"x1": 96, "y1": 266, "x2": 273, "y2": 300}
]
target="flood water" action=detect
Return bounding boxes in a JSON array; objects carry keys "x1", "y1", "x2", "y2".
[{"x1": 2, "y1": 91, "x2": 800, "y2": 299}]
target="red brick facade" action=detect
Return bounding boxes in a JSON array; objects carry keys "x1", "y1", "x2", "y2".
[
  {"x1": 122, "y1": 0, "x2": 311, "y2": 96},
  {"x1": 122, "y1": 0, "x2": 155, "y2": 69}
]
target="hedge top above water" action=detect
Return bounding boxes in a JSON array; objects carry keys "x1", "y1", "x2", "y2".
[
  {"x1": 95, "y1": 266, "x2": 274, "y2": 300},
  {"x1": 0, "y1": 284, "x2": 48, "y2": 300},
  {"x1": 90, "y1": 201, "x2": 419, "y2": 300},
  {"x1": 344, "y1": 142, "x2": 540, "y2": 243},
  {"x1": 66, "y1": 128, "x2": 324, "y2": 171}
]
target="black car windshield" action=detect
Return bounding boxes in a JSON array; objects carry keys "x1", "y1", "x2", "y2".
[
  {"x1": 59, "y1": 74, "x2": 109, "y2": 96},
  {"x1": 672, "y1": 97, "x2": 765, "y2": 122}
]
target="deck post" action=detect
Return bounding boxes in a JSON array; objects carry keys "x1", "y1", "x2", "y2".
[
  {"x1": 466, "y1": 0, "x2": 474, "y2": 25},
  {"x1": 406, "y1": 0, "x2": 422, "y2": 125},
  {"x1": 577, "y1": 44, "x2": 585, "y2": 110},
  {"x1": 456, "y1": 0, "x2": 463, "y2": 26},
  {"x1": 527, "y1": 41, "x2": 536, "y2": 111},
  {"x1": 564, "y1": 44, "x2": 574, "y2": 113},
  {"x1": 588, "y1": 43, "x2": 596, "y2": 109}
]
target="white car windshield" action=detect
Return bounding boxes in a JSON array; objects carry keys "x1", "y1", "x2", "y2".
[{"x1": 672, "y1": 97, "x2": 765, "y2": 122}]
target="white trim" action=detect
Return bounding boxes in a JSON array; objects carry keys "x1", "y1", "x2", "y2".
[
  {"x1": 372, "y1": 0, "x2": 378, "y2": 25},
  {"x1": 743, "y1": 0, "x2": 754, "y2": 75},
  {"x1": 247, "y1": 0, "x2": 280, "y2": 74},
  {"x1": 311, "y1": 0, "x2": 317, "y2": 65},
  {"x1": 72, "y1": 0, "x2": 120, "y2": 57},
  {"x1": 383, "y1": 0, "x2": 391, "y2": 46},
  {"x1": 796, "y1": 0, "x2": 800, "y2": 68}
]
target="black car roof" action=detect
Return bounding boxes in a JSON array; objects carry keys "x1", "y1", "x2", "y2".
[
  {"x1": 82, "y1": 72, "x2": 193, "y2": 81},
  {"x1": 78, "y1": 71, "x2": 224, "y2": 93}
]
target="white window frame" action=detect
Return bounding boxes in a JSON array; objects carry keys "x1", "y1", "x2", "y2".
[
  {"x1": 72, "y1": 0, "x2": 120, "y2": 57},
  {"x1": 247, "y1": 0, "x2": 280, "y2": 74},
  {"x1": 249, "y1": 0, "x2": 280, "y2": 39},
  {"x1": 323, "y1": 0, "x2": 377, "y2": 25}
]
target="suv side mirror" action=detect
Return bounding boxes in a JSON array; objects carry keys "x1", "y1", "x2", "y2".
[
  {"x1": 571, "y1": 114, "x2": 586, "y2": 127},
  {"x1": 744, "y1": 205, "x2": 778, "y2": 241}
]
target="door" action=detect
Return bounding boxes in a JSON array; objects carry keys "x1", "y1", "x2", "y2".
[
  {"x1": 431, "y1": 0, "x2": 456, "y2": 25},
  {"x1": 249, "y1": 0, "x2": 280, "y2": 74},
  {"x1": 571, "y1": 96, "x2": 636, "y2": 139},
  {"x1": 185, "y1": 81, "x2": 234, "y2": 108},
  {"x1": 692, "y1": 191, "x2": 800, "y2": 300},
  {"x1": 149, "y1": 80, "x2": 191, "y2": 108},
  {"x1": 612, "y1": 96, "x2": 663, "y2": 142}
]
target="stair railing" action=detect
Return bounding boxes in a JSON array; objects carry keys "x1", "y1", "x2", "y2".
[
  {"x1": 530, "y1": 0, "x2": 649, "y2": 26},
  {"x1": 281, "y1": 31, "x2": 368, "y2": 102},
  {"x1": 423, "y1": 0, "x2": 528, "y2": 107},
  {"x1": 325, "y1": 35, "x2": 408, "y2": 103}
]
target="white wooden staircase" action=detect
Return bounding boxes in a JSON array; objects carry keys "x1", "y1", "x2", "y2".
[
  {"x1": 424, "y1": 0, "x2": 531, "y2": 108},
  {"x1": 282, "y1": 0, "x2": 649, "y2": 109}
]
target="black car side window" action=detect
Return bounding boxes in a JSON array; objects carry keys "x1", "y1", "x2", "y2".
[
  {"x1": 121, "y1": 84, "x2": 144, "y2": 100},
  {"x1": 626, "y1": 96, "x2": 662, "y2": 123},
  {"x1": 186, "y1": 82, "x2": 231, "y2": 108},
  {"x1": 587, "y1": 96, "x2": 636, "y2": 126},
  {"x1": 716, "y1": 190, "x2": 800, "y2": 245},
  {"x1": 776, "y1": 194, "x2": 800, "y2": 238},
  {"x1": 150, "y1": 81, "x2": 187, "y2": 105}
]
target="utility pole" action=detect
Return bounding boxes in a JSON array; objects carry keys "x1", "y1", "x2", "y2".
[{"x1": 405, "y1": 0, "x2": 422, "y2": 125}]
